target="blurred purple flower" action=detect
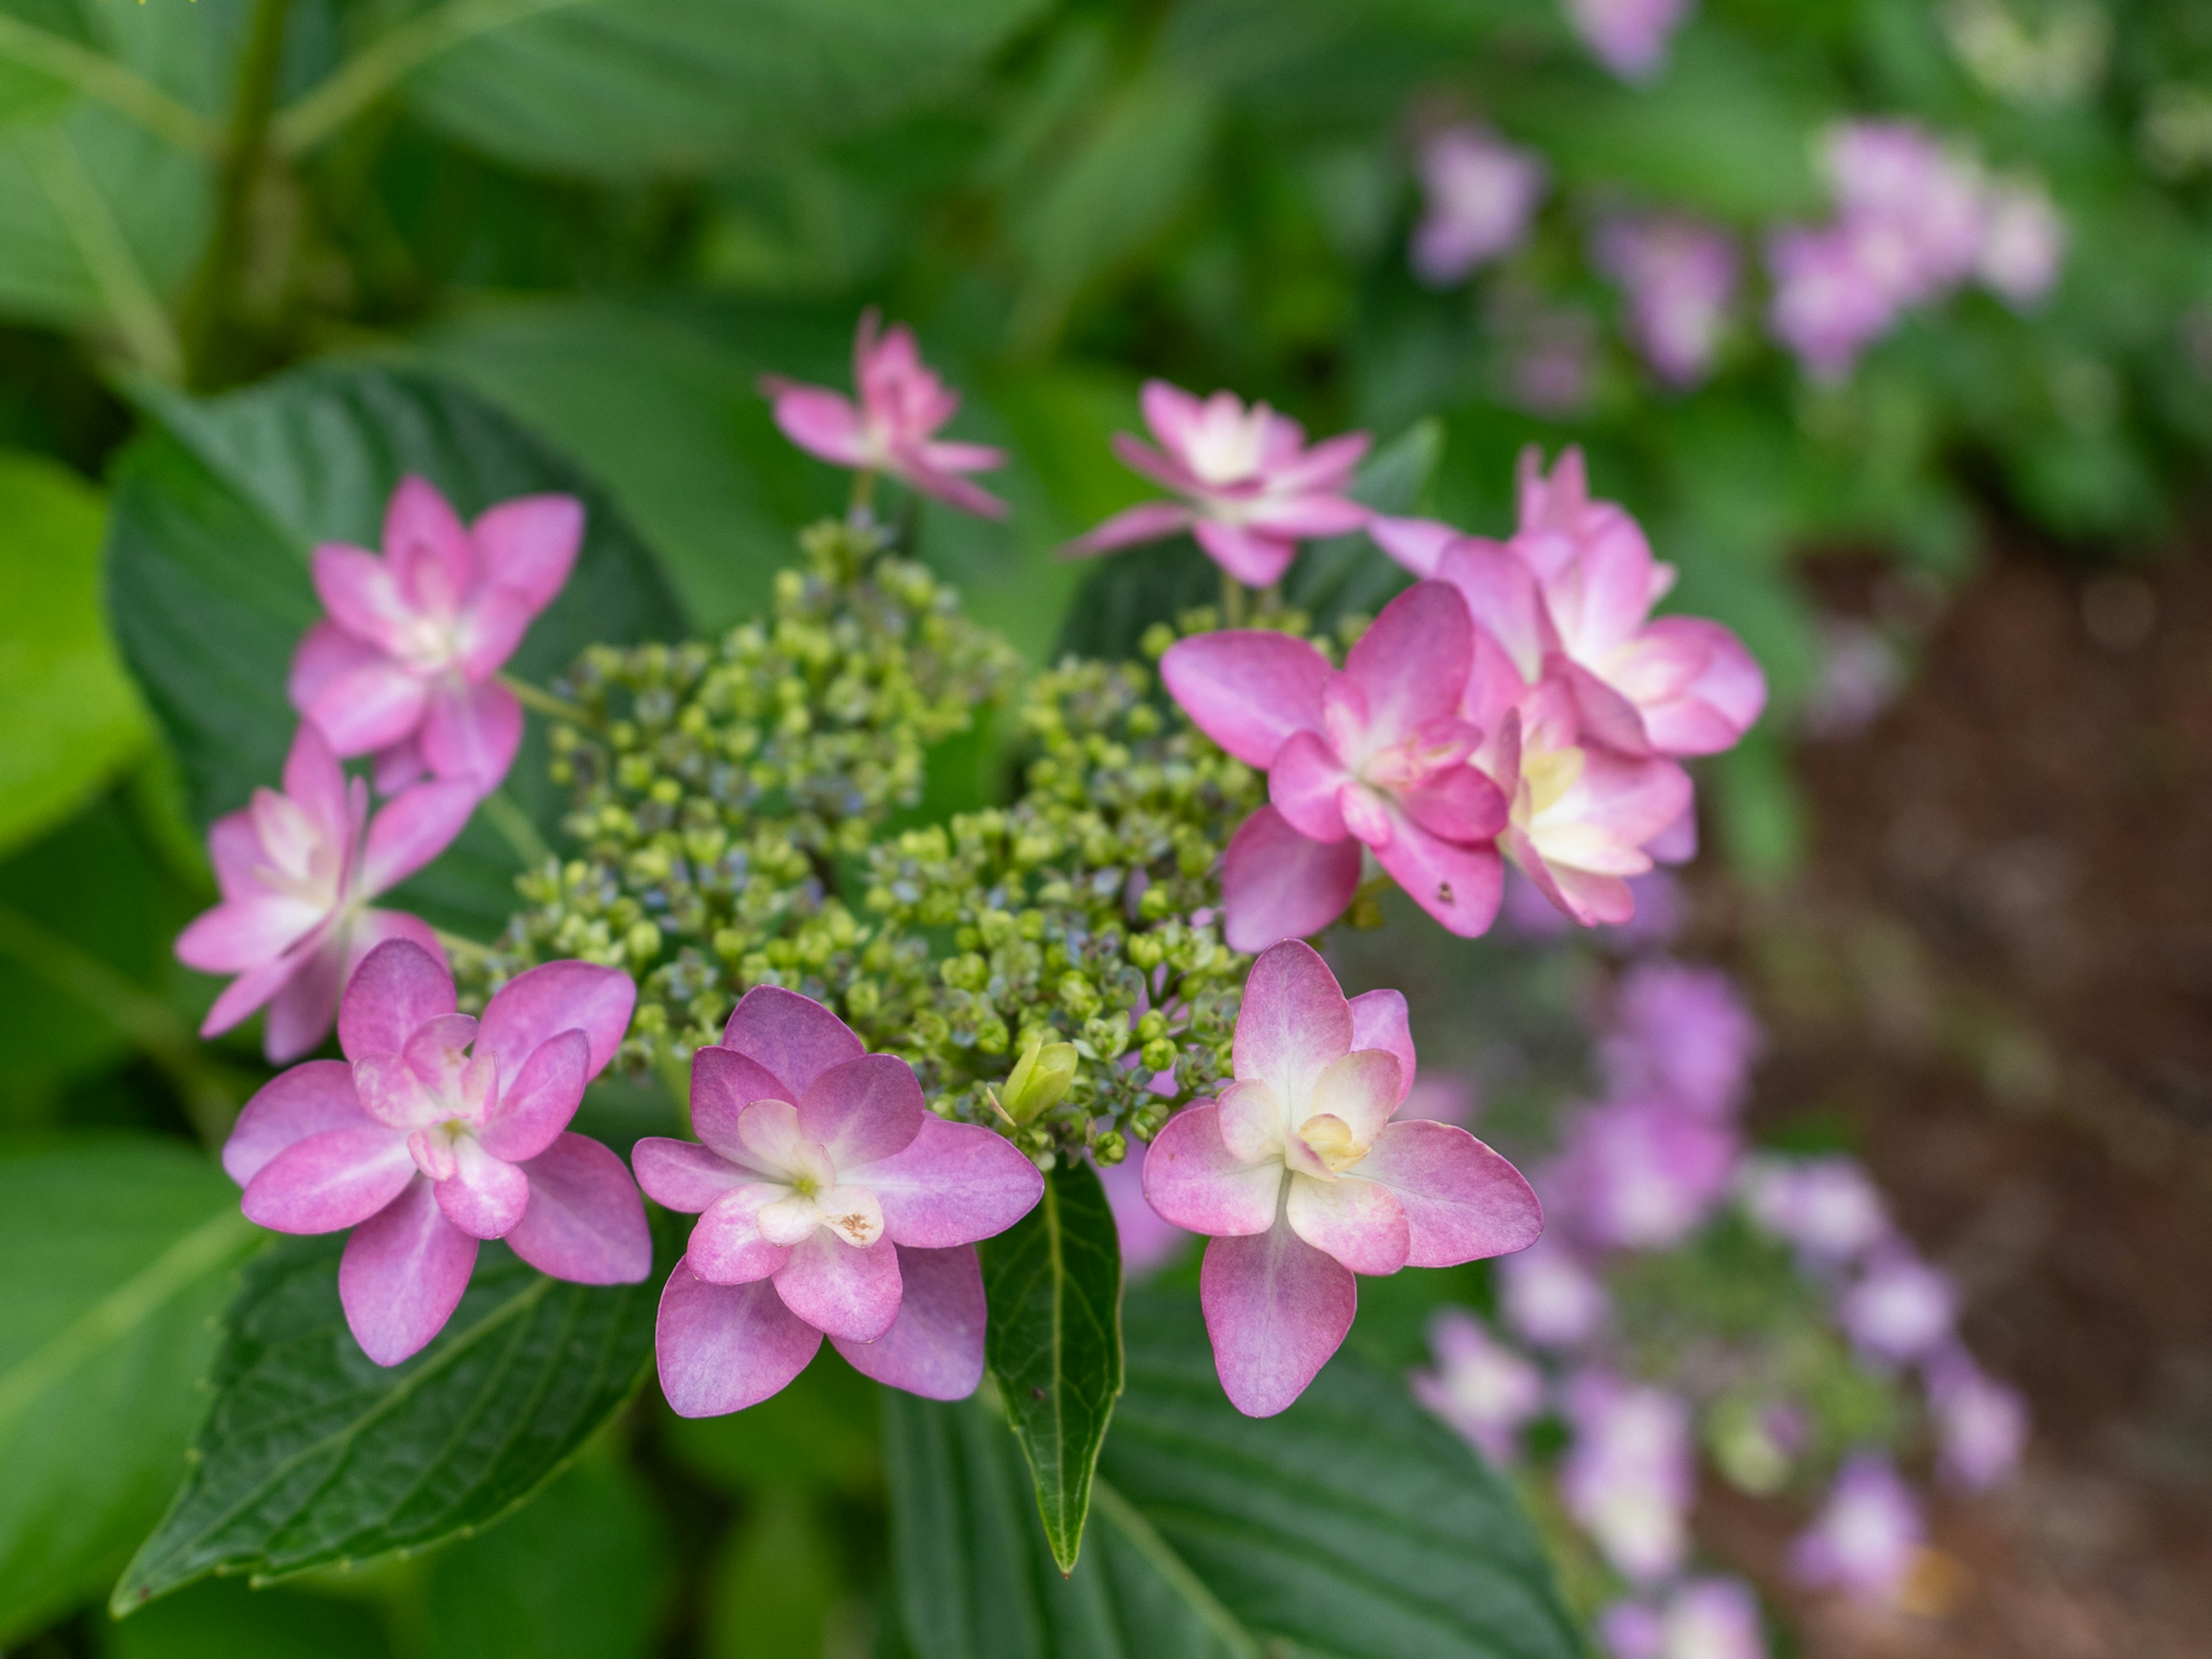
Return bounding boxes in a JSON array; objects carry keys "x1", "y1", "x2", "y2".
[
  {"x1": 1927, "y1": 1349, "x2": 2028, "y2": 1491},
  {"x1": 1410, "y1": 1307, "x2": 1545, "y2": 1463},
  {"x1": 1499, "y1": 1229, "x2": 1609, "y2": 1349},
  {"x1": 1564, "y1": 0, "x2": 1695, "y2": 82},
  {"x1": 1802, "y1": 617, "x2": 1905, "y2": 741},
  {"x1": 1596, "y1": 214, "x2": 1740, "y2": 386},
  {"x1": 1824, "y1": 122, "x2": 1987, "y2": 305},
  {"x1": 1977, "y1": 177, "x2": 2066, "y2": 308},
  {"x1": 1661, "y1": 1578, "x2": 1768, "y2": 1659},
  {"x1": 1562, "y1": 1372, "x2": 1696, "y2": 1584},
  {"x1": 1790, "y1": 1452, "x2": 1925, "y2": 1603},
  {"x1": 1412, "y1": 125, "x2": 1548, "y2": 286},
  {"x1": 1600, "y1": 961, "x2": 1762, "y2": 1120},
  {"x1": 1556, "y1": 1099, "x2": 1737, "y2": 1251},
  {"x1": 1742, "y1": 1154, "x2": 1891, "y2": 1266},
  {"x1": 1765, "y1": 223, "x2": 1897, "y2": 381},
  {"x1": 1839, "y1": 1248, "x2": 1958, "y2": 1365},
  {"x1": 1099, "y1": 1152, "x2": 1191, "y2": 1276}
]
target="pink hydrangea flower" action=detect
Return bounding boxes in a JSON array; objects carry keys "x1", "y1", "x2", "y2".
[
  {"x1": 1790, "y1": 1452, "x2": 1925, "y2": 1602},
  {"x1": 1412, "y1": 124, "x2": 1548, "y2": 287},
  {"x1": 175, "y1": 724, "x2": 477, "y2": 1062},
  {"x1": 1602, "y1": 1578, "x2": 1768, "y2": 1659},
  {"x1": 1498, "y1": 1231, "x2": 1609, "y2": 1349},
  {"x1": 1976, "y1": 177, "x2": 2065, "y2": 308},
  {"x1": 1064, "y1": 383, "x2": 1370, "y2": 588},
  {"x1": 1594, "y1": 213, "x2": 1739, "y2": 387},
  {"x1": 289, "y1": 475, "x2": 583, "y2": 796},
  {"x1": 1823, "y1": 122, "x2": 1986, "y2": 305},
  {"x1": 1600, "y1": 961, "x2": 1762, "y2": 1120},
  {"x1": 1764, "y1": 222, "x2": 1898, "y2": 381},
  {"x1": 635, "y1": 987, "x2": 1044, "y2": 1415},
  {"x1": 1410, "y1": 1306, "x2": 1544, "y2": 1464},
  {"x1": 1164, "y1": 582, "x2": 1511, "y2": 950},
  {"x1": 1926, "y1": 1350, "x2": 2028, "y2": 1491},
  {"x1": 1741, "y1": 1154, "x2": 1892, "y2": 1265},
  {"x1": 222, "y1": 938, "x2": 649, "y2": 1365},
  {"x1": 1142, "y1": 942, "x2": 1540, "y2": 1416},
  {"x1": 1554, "y1": 1098, "x2": 1737, "y2": 1251},
  {"x1": 1561, "y1": 1372, "x2": 1696, "y2": 1584},
  {"x1": 1565, "y1": 0, "x2": 1695, "y2": 82},
  {"x1": 760, "y1": 309, "x2": 1008, "y2": 518},
  {"x1": 1839, "y1": 1248, "x2": 1957, "y2": 1365}
]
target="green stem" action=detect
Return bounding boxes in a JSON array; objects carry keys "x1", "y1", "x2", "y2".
[
  {"x1": 479, "y1": 789, "x2": 552, "y2": 869},
  {"x1": 0, "y1": 14, "x2": 225, "y2": 156},
  {"x1": 1219, "y1": 569, "x2": 1247, "y2": 628},
  {"x1": 434, "y1": 926, "x2": 494, "y2": 962},
  {"x1": 849, "y1": 469, "x2": 877, "y2": 515},
  {"x1": 499, "y1": 672, "x2": 595, "y2": 727},
  {"x1": 24, "y1": 130, "x2": 184, "y2": 381}
]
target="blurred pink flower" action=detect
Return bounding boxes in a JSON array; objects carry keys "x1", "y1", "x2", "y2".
[
  {"x1": 1410, "y1": 1306, "x2": 1544, "y2": 1463},
  {"x1": 1824, "y1": 122, "x2": 1986, "y2": 304},
  {"x1": 761, "y1": 309, "x2": 1008, "y2": 518},
  {"x1": 1143, "y1": 942, "x2": 1540, "y2": 1416},
  {"x1": 1065, "y1": 382, "x2": 1369, "y2": 586},
  {"x1": 1927, "y1": 1350, "x2": 2028, "y2": 1491},
  {"x1": 1596, "y1": 214, "x2": 1740, "y2": 386},
  {"x1": 1164, "y1": 583, "x2": 1510, "y2": 948},
  {"x1": 635, "y1": 987, "x2": 1043, "y2": 1415},
  {"x1": 1600, "y1": 960, "x2": 1762, "y2": 1120},
  {"x1": 289, "y1": 475, "x2": 583, "y2": 795},
  {"x1": 1099, "y1": 1153, "x2": 1191, "y2": 1276},
  {"x1": 1499, "y1": 1230, "x2": 1609, "y2": 1349},
  {"x1": 1602, "y1": 1578, "x2": 1768, "y2": 1659},
  {"x1": 1977, "y1": 177, "x2": 2066, "y2": 308},
  {"x1": 175, "y1": 724, "x2": 476, "y2": 1062},
  {"x1": 1742, "y1": 1154, "x2": 1892, "y2": 1266},
  {"x1": 1555, "y1": 1097, "x2": 1737, "y2": 1250},
  {"x1": 1839, "y1": 1248, "x2": 1957, "y2": 1365},
  {"x1": 222, "y1": 938, "x2": 647, "y2": 1364},
  {"x1": 1412, "y1": 124, "x2": 1548, "y2": 286},
  {"x1": 1791, "y1": 1452, "x2": 1925, "y2": 1602},
  {"x1": 1764, "y1": 223, "x2": 1898, "y2": 381},
  {"x1": 1565, "y1": 0, "x2": 1695, "y2": 82},
  {"x1": 1562, "y1": 1372, "x2": 1696, "y2": 1584}
]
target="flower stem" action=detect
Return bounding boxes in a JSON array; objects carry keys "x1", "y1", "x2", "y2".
[
  {"x1": 499, "y1": 673, "x2": 594, "y2": 727},
  {"x1": 1221, "y1": 570, "x2": 1247, "y2": 627},
  {"x1": 434, "y1": 927, "x2": 494, "y2": 962},
  {"x1": 850, "y1": 469, "x2": 877, "y2": 515},
  {"x1": 480, "y1": 789, "x2": 552, "y2": 869}
]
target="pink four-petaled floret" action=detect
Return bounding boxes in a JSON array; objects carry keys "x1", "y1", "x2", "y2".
[
  {"x1": 222, "y1": 938, "x2": 650, "y2": 1365},
  {"x1": 290, "y1": 474, "x2": 584, "y2": 796},
  {"x1": 634, "y1": 986, "x2": 1044, "y2": 1415},
  {"x1": 1141, "y1": 941, "x2": 1540, "y2": 1416},
  {"x1": 761, "y1": 309, "x2": 1009, "y2": 520},
  {"x1": 1065, "y1": 382, "x2": 1371, "y2": 588},
  {"x1": 175, "y1": 724, "x2": 478, "y2": 1062}
]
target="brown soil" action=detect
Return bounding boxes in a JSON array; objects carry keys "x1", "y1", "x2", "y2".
[{"x1": 1698, "y1": 550, "x2": 2212, "y2": 1657}]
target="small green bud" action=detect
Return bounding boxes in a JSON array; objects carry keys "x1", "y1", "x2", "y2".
[
  {"x1": 1001, "y1": 1036, "x2": 1080, "y2": 1124},
  {"x1": 625, "y1": 921, "x2": 663, "y2": 963},
  {"x1": 1134, "y1": 1009, "x2": 1168, "y2": 1043},
  {"x1": 1130, "y1": 1103, "x2": 1168, "y2": 1142},
  {"x1": 1140, "y1": 1037, "x2": 1177, "y2": 1073},
  {"x1": 1094, "y1": 1130, "x2": 1128, "y2": 1166}
]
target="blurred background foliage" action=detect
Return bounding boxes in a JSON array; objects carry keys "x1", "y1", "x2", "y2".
[{"x1": 2, "y1": 0, "x2": 2208, "y2": 1653}]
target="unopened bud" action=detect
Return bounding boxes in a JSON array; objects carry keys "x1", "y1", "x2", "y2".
[{"x1": 1001, "y1": 1036, "x2": 1079, "y2": 1124}]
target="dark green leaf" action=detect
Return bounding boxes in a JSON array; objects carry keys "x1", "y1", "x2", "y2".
[
  {"x1": 99, "y1": 1574, "x2": 395, "y2": 1659},
  {"x1": 1288, "y1": 418, "x2": 1441, "y2": 627},
  {"x1": 980, "y1": 1156, "x2": 1123, "y2": 1575},
  {"x1": 112, "y1": 1217, "x2": 676, "y2": 1613},
  {"x1": 887, "y1": 1286, "x2": 1578, "y2": 1659},
  {"x1": 0, "y1": 1137, "x2": 258, "y2": 1645},
  {"x1": 105, "y1": 362, "x2": 685, "y2": 937}
]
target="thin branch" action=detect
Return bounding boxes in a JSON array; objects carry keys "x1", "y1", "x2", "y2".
[
  {"x1": 25, "y1": 128, "x2": 184, "y2": 382},
  {"x1": 480, "y1": 788, "x2": 552, "y2": 869},
  {"x1": 0, "y1": 14, "x2": 225, "y2": 156},
  {"x1": 499, "y1": 672, "x2": 595, "y2": 728},
  {"x1": 268, "y1": 0, "x2": 593, "y2": 157}
]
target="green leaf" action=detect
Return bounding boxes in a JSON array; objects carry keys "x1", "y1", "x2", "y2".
[
  {"x1": 99, "y1": 1575, "x2": 395, "y2": 1659},
  {"x1": 105, "y1": 361, "x2": 685, "y2": 937},
  {"x1": 1289, "y1": 418, "x2": 1441, "y2": 627},
  {"x1": 112, "y1": 1218, "x2": 675, "y2": 1614},
  {"x1": 979, "y1": 1156, "x2": 1123, "y2": 1575},
  {"x1": 702, "y1": 1488, "x2": 844, "y2": 1659},
  {"x1": 0, "y1": 1136, "x2": 259, "y2": 1645},
  {"x1": 0, "y1": 449, "x2": 145, "y2": 857},
  {"x1": 886, "y1": 1286, "x2": 1579, "y2": 1659}
]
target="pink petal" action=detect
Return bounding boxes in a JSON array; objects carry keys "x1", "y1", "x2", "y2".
[
  {"x1": 1308, "y1": 1049, "x2": 1403, "y2": 1149},
  {"x1": 1216, "y1": 1079, "x2": 1285, "y2": 1165},
  {"x1": 1200, "y1": 1221, "x2": 1358, "y2": 1418},
  {"x1": 847, "y1": 1117, "x2": 1044, "y2": 1248},
  {"x1": 1233, "y1": 939, "x2": 1353, "y2": 1100},
  {"x1": 372, "y1": 738, "x2": 427, "y2": 794},
  {"x1": 1220, "y1": 807, "x2": 1362, "y2": 952},
  {"x1": 357, "y1": 778, "x2": 478, "y2": 896},
  {"x1": 918, "y1": 438, "x2": 1007, "y2": 474},
  {"x1": 656, "y1": 1264, "x2": 823, "y2": 1417},
  {"x1": 1543, "y1": 505, "x2": 1660, "y2": 660},
  {"x1": 1283, "y1": 1173, "x2": 1408, "y2": 1275},
  {"x1": 1351, "y1": 1120, "x2": 1543, "y2": 1267},
  {"x1": 772, "y1": 1230, "x2": 903, "y2": 1342},
  {"x1": 1370, "y1": 813, "x2": 1503, "y2": 938},
  {"x1": 1192, "y1": 520, "x2": 1297, "y2": 587},
  {"x1": 1239, "y1": 493, "x2": 1370, "y2": 540},
  {"x1": 434, "y1": 1138, "x2": 530, "y2": 1239},
  {"x1": 1396, "y1": 764, "x2": 1508, "y2": 844},
  {"x1": 506, "y1": 1132, "x2": 652, "y2": 1283},
  {"x1": 385, "y1": 475, "x2": 477, "y2": 603},
  {"x1": 893, "y1": 457, "x2": 1008, "y2": 520},
  {"x1": 688, "y1": 1184, "x2": 793, "y2": 1285},
  {"x1": 303, "y1": 661, "x2": 432, "y2": 759},
  {"x1": 471, "y1": 494, "x2": 583, "y2": 613},
  {"x1": 1437, "y1": 540, "x2": 1548, "y2": 683},
  {"x1": 720, "y1": 986, "x2": 863, "y2": 1100},
  {"x1": 1558, "y1": 657, "x2": 1653, "y2": 756},
  {"x1": 1368, "y1": 515, "x2": 1461, "y2": 578},
  {"x1": 206, "y1": 808, "x2": 264, "y2": 900},
  {"x1": 1141, "y1": 1103, "x2": 1283, "y2": 1237},
  {"x1": 478, "y1": 1028, "x2": 589, "y2": 1161},
  {"x1": 259, "y1": 932, "x2": 349, "y2": 1063},
  {"x1": 1344, "y1": 581, "x2": 1473, "y2": 748},
  {"x1": 631, "y1": 1137, "x2": 751, "y2": 1212},
  {"x1": 175, "y1": 896, "x2": 323, "y2": 974},
  {"x1": 1267, "y1": 730, "x2": 1351, "y2": 843},
  {"x1": 1060, "y1": 499, "x2": 1198, "y2": 558},
  {"x1": 1160, "y1": 632, "x2": 1331, "y2": 769},
  {"x1": 767, "y1": 384, "x2": 872, "y2": 468},
  {"x1": 287, "y1": 620, "x2": 386, "y2": 719},
  {"x1": 831, "y1": 1243, "x2": 986, "y2": 1400},
  {"x1": 687, "y1": 1045, "x2": 794, "y2": 1165},
  {"x1": 195, "y1": 949, "x2": 308, "y2": 1042},
  {"x1": 338, "y1": 937, "x2": 457, "y2": 1062},
  {"x1": 243, "y1": 1123, "x2": 414, "y2": 1233},
  {"x1": 478, "y1": 958, "x2": 637, "y2": 1085},
  {"x1": 224, "y1": 1060, "x2": 368, "y2": 1185},
  {"x1": 311, "y1": 546, "x2": 417, "y2": 660},
  {"x1": 1139, "y1": 380, "x2": 1206, "y2": 456},
  {"x1": 453, "y1": 586, "x2": 535, "y2": 683},
  {"x1": 340, "y1": 1175, "x2": 479, "y2": 1366},
  {"x1": 1636, "y1": 618, "x2": 1767, "y2": 755},
  {"x1": 797, "y1": 1053, "x2": 925, "y2": 1170},
  {"x1": 1268, "y1": 430, "x2": 1371, "y2": 494},
  {"x1": 355, "y1": 1050, "x2": 441, "y2": 1132},
  {"x1": 419, "y1": 680, "x2": 522, "y2": 792},
  {"x1": 1346, "y1": 990, "x2": 1416, "y2": 1107},
  {"x1": 1113, "y1": 430, "x2": 1204, "y2": 497},
  {"x1": 401, "y1": 1011, "x2": 481, "y2": 1099},
  {"x1": 280, "y1": 722, "x2": 354, "y2": 846}
]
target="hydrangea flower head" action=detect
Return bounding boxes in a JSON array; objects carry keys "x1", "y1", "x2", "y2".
[
  {"x1": 1565, "y1": 0, "x2": 1695, "y2": 82},
  {"x1": 1065, "y1": 382, "x2": 1370, "y2": 587},
  {"x1": 1412, "y1": 124, "x2": 1548, "y2": 287},
  {"x1": 1142, "y1": 941, "x2": 1540, "y2": 1416},
  {"x1": 222, "y1": 938, "x2": 649, "y2": 1363},
  {"x1": 635, "y1": 987, "x2": 1044, "y2": 1415},
  {"x1": 1165, "y1": 582, "x2": 1512, "y2": 948},
  {"x1": 289, "y1": 475, "x2": 583, "y2": 794},
  {"x1": 1595, "y1": 213, "x2": 1739, "y2": 386},
  {"x1": 1790, "y1": 1452, "x2": 1925, "y2": 1602},
  {"x1": 761, "y1": 309, "x2": 1009, "y2": 518},
  {"x1": 1410, "y1": 1306, "x2": 1544, "y2": 1463},
  {"x1": 175, "y1": 724, "x2": 476, "y2": 1061}
]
